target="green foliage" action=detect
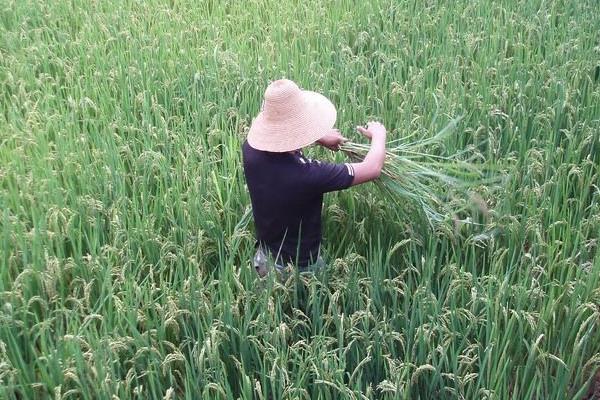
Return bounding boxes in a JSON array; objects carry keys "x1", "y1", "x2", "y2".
[
  {"x1": 342, "y1": 116, "x2": 497, "y2": 227},
  {"x1": 0, "y1": 0, "x2": 599, "y2": 399}
]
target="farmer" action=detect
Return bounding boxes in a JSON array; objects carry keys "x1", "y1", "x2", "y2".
[{"x1": 242, "y1": 79, "x2": 386, "y2": 277}]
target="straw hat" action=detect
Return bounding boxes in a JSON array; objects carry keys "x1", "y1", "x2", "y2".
[{"x1": 247, "y1": 79, "x2": 337, "y2": 152}]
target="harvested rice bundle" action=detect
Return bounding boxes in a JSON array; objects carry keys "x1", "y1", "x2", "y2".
[{"x1": 342, "y1": 117, "x2": 488, "y2": 227}]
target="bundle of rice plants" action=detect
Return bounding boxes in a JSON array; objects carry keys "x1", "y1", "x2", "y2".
[{"x1": 342, "y1": 116, "x2": 491, "y2": 228}]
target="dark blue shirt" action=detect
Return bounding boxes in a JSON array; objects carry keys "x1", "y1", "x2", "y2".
[{"x1": 242, "y1": 140, "x2": 354, "y2": 267}]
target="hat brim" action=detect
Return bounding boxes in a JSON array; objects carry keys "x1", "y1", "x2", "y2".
[{"x1": 247, "y1": 90, "x2": 336, "y2": 152}]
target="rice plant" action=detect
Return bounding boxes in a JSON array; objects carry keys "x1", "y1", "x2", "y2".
[{"x1": 342, "y1": 116, "x2": 497, "y2": 227}]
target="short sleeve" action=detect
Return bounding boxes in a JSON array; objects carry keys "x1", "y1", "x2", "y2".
[{"x1": 302, "y1": 159, "x2": 355, "y2": 194}]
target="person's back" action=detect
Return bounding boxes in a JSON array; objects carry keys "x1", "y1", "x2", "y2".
[
  {"x1": 243, "y1": 141, "x2": 353, "y2": 267},
  {"x1": 242, "y1": 79, "x2": 387, "y2": 277}
]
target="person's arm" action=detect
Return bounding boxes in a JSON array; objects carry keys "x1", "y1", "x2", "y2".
[
  {"x1": 350, "y1": 121, "x2": 387, "y2": 185},
  {"x1": 316, "y1": 129, "x2": 346, "y2": 151}
]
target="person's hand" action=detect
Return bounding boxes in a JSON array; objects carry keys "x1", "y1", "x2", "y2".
[
  {"x1": 317, "y1": 129, "x2": 347, "y2": 151},
  {"x1": 357, "y1": 121, "x2": 386, "y2": 141}
]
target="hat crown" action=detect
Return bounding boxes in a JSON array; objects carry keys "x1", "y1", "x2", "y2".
[{"x1": 263, "y1": 79, "x2": 302, "y2": 120}]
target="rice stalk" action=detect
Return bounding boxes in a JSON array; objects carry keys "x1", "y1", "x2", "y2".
[{"x1": 342, "y1": 117, "x2": 491, "y2": 227}]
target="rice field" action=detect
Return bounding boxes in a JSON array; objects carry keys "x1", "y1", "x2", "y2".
[{"x1": 1, "y1": 0, "x2": 599, "y2": 398}]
